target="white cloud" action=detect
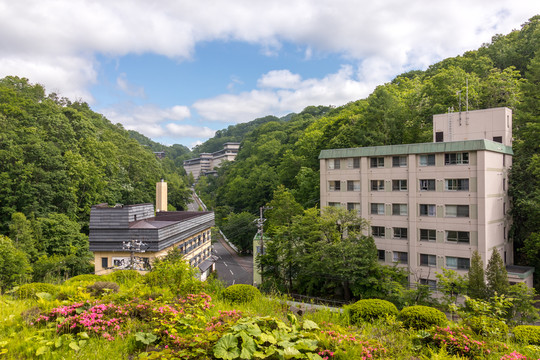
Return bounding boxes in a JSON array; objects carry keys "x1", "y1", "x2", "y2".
[
  {"x1": 194, "y1": 65, "x2": 375, "y2": 123},
  {"x1": 166, "y1": 123, "x2": 216, "y2": 138},
  {"x1": 117, "y1": 73, "x2": 145, "y2": 97}
]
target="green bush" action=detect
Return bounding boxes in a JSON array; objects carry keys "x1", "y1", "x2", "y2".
[
  {"x1": 222, "y1": 284, "x2": 261, "y2": 303},
  {"x1": 64, "y1": 274, "x2": 101, "y2": 284},
  {"x1": 14, "y1": 283, "x2": 58, "y2": 299},
  {"x1": 513, "y1": 325, "x2": 540, "y2": 345},
  {"x1": 464, "y1": 316, "x2": 508, "y2": 339},
  {"x1": 86, "y1": 281, "x2": 120, "y2": 297},
  {"x1": 106, "y1": 270, "x2": 141, "y2": 284},
  {"x1": 143, "y1": 252, "x2": 201, "y2": 296},
  {"x1": 347, "y1": 299, "x2": 398, "y2": 324},
  {"x1": 398, "y1": 305, "x2": 447, "y2": 330}
]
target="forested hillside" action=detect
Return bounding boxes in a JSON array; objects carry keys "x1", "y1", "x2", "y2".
[
  {"x1": 196, "y1": 16, "x2": 540, "y2": 280},
  {"x1": 0, "y1": 76, "x2": 191, "y2": 285}
]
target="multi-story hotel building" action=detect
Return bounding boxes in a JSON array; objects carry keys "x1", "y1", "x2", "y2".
[
  {"x1": 184, "y1": 142, "x2": 241, "y2": 179},
  {"x1": 319, "y1": 107, "x2": 533, "y2": 287}
]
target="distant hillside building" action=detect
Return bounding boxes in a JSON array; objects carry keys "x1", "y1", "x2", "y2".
[
  {"x1": 89, "y1": 182, "x2": 216, "y2": 280},
  {"x1": 319, "y1": 107, "x2": 533, "y2": 287},
  {"x1": 183, "y1": 142, "x2": 240, "y2": 179}
]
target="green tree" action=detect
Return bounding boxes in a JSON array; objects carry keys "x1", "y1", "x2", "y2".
[
  {"x1": 468, "y1": 250, "x2": 487, "y2": 299},
  {"x1": 0, "y1": 235, "x2": 31, "y2": 293},
  {"x1": 8, "y1": 212, "x2": 38, "y2": 260},
  {"x1": 486, "y1": 249, "x2": 510, "y2": 296},
  {"x1": 436, "y1": 268, "x2": 468, "y2": 314},
  {"x1": 220, "y1": 212, "x2": 258, "y2": 254}
]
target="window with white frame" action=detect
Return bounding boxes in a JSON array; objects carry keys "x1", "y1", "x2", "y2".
[
  {"x1": 112, "y1": 257, "x2": 131, "y2": 268},
  {"x1": 328, "y1": 202, "x2": 341, "y2": 208},
  {"x1": 371, "y1": 180, "x2": 384, "y2": 191},
  {"x1": 446, "y1": 256, "x2": 470, "y2": 270},
  {"x1": 392, "y1": 156, "x2": 407, "y2": 167},
  {"x1": 446, "y1": 231, "x2": 470, "y2": 244},
  {"x1": 445, "y1": 205, "x2": 469, "y2": 218},
  {"x1": 419, "y1": 229, "x2": 436, "y2": 241},
  {"x1": 420, "y1": 254, "x2": 436, "y2": 267},
  {"x1": 419, "y1": 154, "x2": 435, "y2": 166},
  {"x1": 348, "y1": 157, "x2": 360, "y2": 169},
  {"x1": 370, "y1": 157, "x2": 384, "y2": 168},
  {"x1": 328, "y1": 159, "x2": 340, "y2": 169},
  {"x1": 445, "y1": 179, "x2": 469, "y2": 191},
  {"x1": 329, "y1": 181, "x2": 341, "y2": 191},
  {"x1": 419, "y1": 179, "x2": 436, "y2": 191},
  {"x1": 372, "y1": 226, "x2": 385, "y2": 237},
  {"x1": 393, "y1": 227, "x2": 408, "y2": 239},
  {"x1": 371, "y1": 203, "x2": 385, "y2": 215},
  {"x1": 419, "y1": 204, "x2": 436, "y2": 217},
  {"x1": 392, "y1": 203, "x2": 408, "y2": 216},
  {"x1": 347, "y1": 180, "x2": 360, "y2": 191},
  {"x1": 393, "y1": 251, "x2": 408, "y2": 264},
  {"x1": 347, "y1": 202, "x2": 360, "y2": 211},
  {"x1": 392, "y1": 179, "x2": 408, "y2": 191},
  {"x1": 445, "y1": 152, "x2": 469, "y2": 165}
]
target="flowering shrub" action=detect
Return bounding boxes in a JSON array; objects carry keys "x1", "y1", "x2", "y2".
[
  {"x1": 429, "y1": 325, "x2": 508, "y2": 358},
  {"x1": 500, "y1": 351, "x2": 530, "y2": 359},
  {"x1": 320, "y1": 329, "x2": 387, "y2": 359}
]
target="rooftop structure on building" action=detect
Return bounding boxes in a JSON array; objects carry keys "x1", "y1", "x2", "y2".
[
  {"x1": 88, "y1": 182, "x2": 216, "y2": 280},
  {"x1": 319, "y1": 107, "x2": 533, "y2": 287},
  {"x1": 183, "y1": 142, "x2": 240, "y2": 180}
]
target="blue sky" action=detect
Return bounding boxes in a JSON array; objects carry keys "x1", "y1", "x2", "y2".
[{"x1": 0, "y1": 1, "x2": 538, "y2": 148}]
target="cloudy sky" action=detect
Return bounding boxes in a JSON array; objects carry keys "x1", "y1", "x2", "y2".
[{"x1": 1, "y1": 1, "x2": 537, "y2": 147}]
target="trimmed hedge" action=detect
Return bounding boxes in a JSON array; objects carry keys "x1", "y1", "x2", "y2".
[
  {"x1": 464, "y1": 316, "x2": 508, "y2": 339},
  {"x1": 347, "y1": 299, "x2": 398, "y2": 324},
  {"x1": 398, "y1": 305, "x2": 447, "y2": 330},
  {"x1": 513, "y1": 325, "x2": 540, "y2": 345},
  {"x1": 222, "y1": 284, "x2": 261, "y2": 303},
  {"x1": 14, "y1": 283, "x2": 58, "y2": 299},
  {"x1": 107, "y1": 270, "x2": 141, "y2": 284}
]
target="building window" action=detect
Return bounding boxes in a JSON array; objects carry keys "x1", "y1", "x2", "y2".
[
  {"x1": 445, "y1": 152, "x2": 469, "y2": 165},
  {"x1": 328, "y1": 159, "x2": 340, "y2": 169},
  {"x1": 393, "y1": 251, "x2": 408, "y2": 264},
  {"x1": 420, "y1": 278, "x2": 437, "y2": 290},
  {"x1": 348, "y1": 157, "x2": 360, "y2": 169},
  {"x1": 435, "y1": 132, "x2": 444, "y2": 142},
  {"x1": 392, "y1": 180, "x2": 408, "y2": 191},
  {"x1": 328, "y1": 202, "x2": 341, "y2": 208},
  {"x1": 101, "y1": 257, "x2": 108, "y2": 269},
  {"x1": 347, "y1": 180, "x2": 360, "y2": 191},
  {"x1": 503, "y1": 202, "x2": 506, "y2": 215},
  {"x1": 329, "y1": 181, "x2": 341, "y2": 191},
  {"x1": 445, "y1": 179, "x2": 469, "y2": 191},
  {"x1": 378, "y1": 250, "x2": 386, "y2": 261},
  {"x1": 370, "y1": 157, "x2": 384, "y2": 168},
  {"x1": 419, "y1": 154, "x2": 435, "y2": 166},
  {"x1": 372, "y1": 226, "x2": 385, "y2": 237},
  {"x1": 392, "y1": 203, "x2": 408, "y2": 216},
  {"x1": 420, "y1": 229, "x2": 436, "y2": 241},
  {"x1": 445, "y1": 205, "x2": 469, "y2": 218},
  {"x1": 420, "y1": 254, "x2": 436, "y2": 267},
  {"x1": 371, "y1": 180, "x2": 384, "y2": 191},
  {"x1": 392, "y1": 156, "x2": 407, "y2": 167},
  {"x1": 371, "y1": 203, "x2": 385, "y2": 215},
  {"x1": 493, "y1": 136, "x2": 502, "y2": 143},
  {"x1": 503, "y1": 178, "x2": 506, "y2": 191},
  {"x1": 446, "y1": 231, "x2": 470, "y2": 244},
  {"x1": 393, "y1": 227, "x2": 408, "y2": 239},
  {"x1": 419, "y1": 204, "x2": 436, "y2": 217},
  {"x1": 446, "y1": 256, "x2": 470, "y2": 270},
  {"x1": 112, "y1": 257, "x2": 130, "y2": 268},
  {"x1": 347, "y1": 202, "x2": 360, "y2": 211},
  {"x1": 419, "y1": 179, "x2": 436, "y2": 191}
]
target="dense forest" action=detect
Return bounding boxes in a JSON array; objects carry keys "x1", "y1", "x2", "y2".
[
  {"x1": 195, "y1": 15, "x2": 540, "y2": 287},
  {"x1": 0, "y1": 77, "x2": 192, "y2": 285}
]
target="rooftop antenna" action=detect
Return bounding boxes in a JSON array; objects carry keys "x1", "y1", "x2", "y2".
[
  {"x1": 465, "y1": 78, "x2": 469, "y2": 125},
  {"x1": 456, "y1": 90, "x2": 462, "y2": 126}
]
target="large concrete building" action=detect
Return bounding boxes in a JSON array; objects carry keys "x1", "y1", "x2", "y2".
[
  {"x1": 184, "y1": 142, "x2": 241, "y2": 179},
  {"x1": 319, "y1": 107, "x2": 533, "y2": 287}
]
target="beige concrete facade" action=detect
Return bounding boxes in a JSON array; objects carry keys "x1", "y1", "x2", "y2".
[
  {"x1": 320, "y1": 108, "x2": 532, "y2": 287},
  {"x1": 156, "y1": 180, "x2": 168, "y2": 212},
  {"x1": 184, "y1": 142, "x2": 240, "y2": 179}
]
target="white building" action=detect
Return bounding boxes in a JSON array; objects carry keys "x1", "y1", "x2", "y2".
[
  {"x1": 319, "y1": 107, "x2": 533, "y2": 287},
  {"x1": 184, "y1": 142, "x2": 241, "y2": 179}
]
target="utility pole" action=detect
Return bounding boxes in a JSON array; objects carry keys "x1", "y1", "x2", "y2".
[
  {"x1": 122, "y1": 239, "x2": 149, "y2": 270},
  {"x1": 255, "y1": 206, "x2": 272, "y2": 282}
]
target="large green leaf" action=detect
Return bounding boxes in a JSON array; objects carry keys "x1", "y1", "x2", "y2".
[
  {"x1": 294, "y1": 339, "x2": 318, "y2": 352},
  {"x1": 282, "y1": 347, "x2": 302, "y2": 359},
  {"x1": 239, "y1": 332, "x2": 257, "y2": 359},
  {"x1": 214, "y1": 334, "x2": 240, "y2": 360},
  {"x1": 301, "y1": 320, "x2": 319, "y2": 330}
]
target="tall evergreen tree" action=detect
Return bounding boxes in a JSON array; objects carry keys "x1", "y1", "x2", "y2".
[
  {"x1": 468, "y1": 250, "x2": 487, "y2": 299},
  {"x1": 486, "y1": 249, "x2": 510, "y2": 296}
]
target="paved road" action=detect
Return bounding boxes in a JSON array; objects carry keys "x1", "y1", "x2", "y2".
[{"x1": 213, "y1": 238, "x2": 252, "y2": 286}]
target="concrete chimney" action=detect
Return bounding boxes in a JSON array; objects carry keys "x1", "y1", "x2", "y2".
[{"x1": 156, "y1": 179, "x2": 167, "y2": 212}]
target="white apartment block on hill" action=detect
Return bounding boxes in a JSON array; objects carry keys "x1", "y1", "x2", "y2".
[
  {"x1": 319, "y1": 107, "x2": 533, "y2": 287},
  {"x1": 184, "y1": 142, "x2": 240, "y2": 180}
]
